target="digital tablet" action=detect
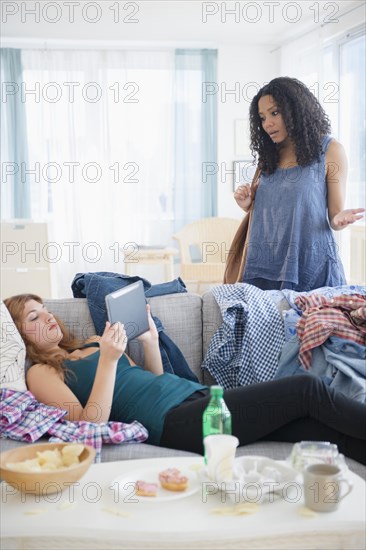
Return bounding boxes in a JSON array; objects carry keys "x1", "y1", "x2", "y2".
[{"x1": 105, "y1": 281, "x2": 149, "y2": 340}]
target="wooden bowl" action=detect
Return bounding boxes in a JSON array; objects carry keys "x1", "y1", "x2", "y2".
[{"x1": 0, "y1": 442, "x2": 96, "y2": 495}]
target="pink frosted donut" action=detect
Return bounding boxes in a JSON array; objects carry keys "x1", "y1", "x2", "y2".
[
  {"x1": 158, "y1": 468, "x2": 188, "y2": 492},
  {"x1": 135, "y1": 480, "x2": 158, "y2": 497}
]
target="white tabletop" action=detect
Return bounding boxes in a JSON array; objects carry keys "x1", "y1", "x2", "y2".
[{"x1": 1, "y1": 456, "x2": 365, "y2": 550}]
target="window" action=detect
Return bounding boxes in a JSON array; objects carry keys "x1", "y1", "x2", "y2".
[
  {"x1": 322, "y1": 28, "x2": 366, "y2": 281},
  {"x1": 339, "y1": 32, "x2": 365, "y2": 209},
  {"x1": 280, "y1": 24, "x2": 365, "y2": 282},
  {"x1": 1, "y1": 48, "x2": 217, "y2": 295}
]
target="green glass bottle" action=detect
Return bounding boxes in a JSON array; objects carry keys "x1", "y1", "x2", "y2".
[{"x1": 202, "y1": 386, "x2": 232, "y2": 461}]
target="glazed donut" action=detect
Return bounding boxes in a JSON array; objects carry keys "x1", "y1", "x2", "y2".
[
  {"x1": 135, "y1": 480, "x2": 158, "y2": 497},
  {"x1": 158, "y1": 468, "x2": 188, "y2": 492}
]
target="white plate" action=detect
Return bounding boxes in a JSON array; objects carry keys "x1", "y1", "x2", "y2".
[
  {"x1": 234, "y1": 456, "x2": 298, "y2": 481},
  {"x1": 198, "y1": 456, "x2": 300, "y2": 503},
  {"x1": 111, "y1": 466, "x2": 200, "y2": 503},
  {"x1": 232, "y1": 456, "x2": 299, "y2": 502}
]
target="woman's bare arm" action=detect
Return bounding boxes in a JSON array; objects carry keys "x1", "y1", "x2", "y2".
[
  {"x1": 26, "y1": 322, "x2": 126, "y2": 423},
  {"x1": 326, "y1": 139, "x2": 365, "y2": 229},
  {"x1": 137, "y1": 305, "x2": 163, "y2": 375}
]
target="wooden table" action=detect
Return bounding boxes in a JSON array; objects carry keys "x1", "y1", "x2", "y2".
[{"x1": 122, "y1": 246, "x2": 178, "y2": 282}]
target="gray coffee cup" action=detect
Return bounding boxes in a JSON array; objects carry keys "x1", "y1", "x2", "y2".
[{"x1": 303, "y1": 463, "x2": 353, "y2": 513}]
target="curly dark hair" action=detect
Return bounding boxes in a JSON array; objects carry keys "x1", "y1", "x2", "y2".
[{"x1": 249, "y1": 77, "x2": 331, "y2": 174}]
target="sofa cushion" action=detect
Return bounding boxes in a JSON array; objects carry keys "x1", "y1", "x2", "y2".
[
  {"x1": 147, "y1": 293, "x2": 203, "y2": 381},
  {"x1": 44, "y1": 298, "x2": 96, "y2": 341},
  {"x1": 201, "y1": 291, "x2": 222, "y2": 385},
  {"x1": 0, "y1": 301, "x2": 27, "y2": 392}
]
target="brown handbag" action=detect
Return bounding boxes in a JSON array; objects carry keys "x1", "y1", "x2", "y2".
[{"x1": 223, "y1": 167, "x2": 261, "y2": 284}]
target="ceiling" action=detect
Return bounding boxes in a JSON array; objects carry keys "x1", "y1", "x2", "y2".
[{"x1": 3, "y1": 0, "x2": 365, "y2": 48}]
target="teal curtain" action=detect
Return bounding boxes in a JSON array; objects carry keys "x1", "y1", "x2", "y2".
[
  {"x1": 201, "y1": 49, "x2": 218, "y2": 218},
  {"x1": 174, "y1": 49, "x2": 217, "y2": 230},
  {"x1": 0, "y1": 48, "x2": 30, "y2": 218}
]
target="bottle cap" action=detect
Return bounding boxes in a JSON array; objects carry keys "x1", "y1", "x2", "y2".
[{"x1": 210, "y1": 385, "x2": 224, "y2": 397}]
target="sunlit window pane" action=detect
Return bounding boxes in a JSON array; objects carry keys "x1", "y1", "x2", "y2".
[{"x1": 339, "y1": 34, "x2": 366, "y2": 210}]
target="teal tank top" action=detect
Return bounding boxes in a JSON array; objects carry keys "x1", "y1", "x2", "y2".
[{"x1": 64, "y1": 344, "x2": 207, "y2": 445}]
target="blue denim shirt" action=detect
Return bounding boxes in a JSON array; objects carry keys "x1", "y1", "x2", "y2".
[
  {"x1": 71, "y1": 272, "x2": 198, "y2": 382},
  {"x1": 274, "y1": 334, "x2": 366, "y2": 402}
]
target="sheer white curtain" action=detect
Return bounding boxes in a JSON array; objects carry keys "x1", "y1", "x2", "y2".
[{"x1": 21, "y1": 49, "x2": 175, "y2": 296}]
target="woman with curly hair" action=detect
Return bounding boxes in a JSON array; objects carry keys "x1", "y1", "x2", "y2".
[{"x1": 233, "y1": 76, "x2": 364, "y2": 291}]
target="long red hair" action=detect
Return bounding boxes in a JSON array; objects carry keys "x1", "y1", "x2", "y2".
[{"x1": 4, "y1": 294, "x2": 83, "y2": 377}]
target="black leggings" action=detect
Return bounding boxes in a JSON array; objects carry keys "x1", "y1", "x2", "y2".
[{"x1": 160, "y1": 375, "x2": 366, "y2": 465}]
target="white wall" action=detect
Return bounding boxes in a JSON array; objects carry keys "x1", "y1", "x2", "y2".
[{"x1": 217, "y1": 43, "x2": 279, "y2": 218}]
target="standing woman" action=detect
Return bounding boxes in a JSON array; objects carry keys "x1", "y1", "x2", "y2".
[{"x1": 234, "y1": 77, "x2": 364, "y2": 291}]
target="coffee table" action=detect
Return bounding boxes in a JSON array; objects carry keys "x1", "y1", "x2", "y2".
[{"x1": 1, "y1": 457, "x2": 365, "y2": 549}]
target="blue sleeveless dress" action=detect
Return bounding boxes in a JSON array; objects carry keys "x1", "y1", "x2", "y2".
[{"x1": 243, "y1": 136, "x2": 346, "y2": 291}]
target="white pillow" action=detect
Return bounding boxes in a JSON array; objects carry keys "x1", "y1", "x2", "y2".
[{"x1": 0, "y1": 301, "x2": 27, "y2": 392}]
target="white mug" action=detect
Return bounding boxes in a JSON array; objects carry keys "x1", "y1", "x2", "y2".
[
  {"x1": 303, "y1": 463, "x2": 353, "y2": 512},
  {"x1": 204, "y1": 434, "x2": 239, "y2": 482}
]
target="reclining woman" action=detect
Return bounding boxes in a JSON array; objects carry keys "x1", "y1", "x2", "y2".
[{"x1": 5, "y1": 293, "x2": 366, "y2": 465}]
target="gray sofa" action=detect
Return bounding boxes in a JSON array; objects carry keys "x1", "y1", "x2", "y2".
[{"x1": 1, "y1": 291, "x2": 365, "y2": 479}]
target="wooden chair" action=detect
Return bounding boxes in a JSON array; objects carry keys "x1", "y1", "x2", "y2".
[{"x1": 172, "y1": 217, "x2": 241, "y2": 293}]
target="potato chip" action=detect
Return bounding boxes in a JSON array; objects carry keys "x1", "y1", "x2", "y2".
[
  {"x1": 61, "y1": 444, "x2": 85, "y2": 466},
  {"x1": 298, "y1": 506, "x2": 317, "y2": 518},
  {"x1": 235, "y1": 502, "x2": 260, "y2": 514},
  {"x1": 188, "y1": 463, "x2": 203, "y2": 472},
  {"x1": 62, "y1": 455, "x2": 79, "y2": 467},
  {"x1": 6, "y1": 458, "x2": 42, "y2": 473},
  {"x1": 6, "y1": 445, "x2": 86, "y2": 473},
  {"x1": 210, "y1": 502, "x2": 260, "y2": 516},
  {"x1": 61, "y1": 444, "x2": 84, "y2": 457},
  {"x1": 102, "y1": 507, "x2": 132, "y2": 518},
  {"x1": 58, "y1": 501, "x2": 77, "y2": 511},
  {"x1": 37, "y1": 449, "x2": 63, "y2": 468}
]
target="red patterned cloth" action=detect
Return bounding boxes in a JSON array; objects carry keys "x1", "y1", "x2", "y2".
[
  {"x1": 0, "y1": 389, "x2": 148, "y2": 462},
  {"x1": 295, "y1": 294, "x2": 366, "y2": 370}
]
